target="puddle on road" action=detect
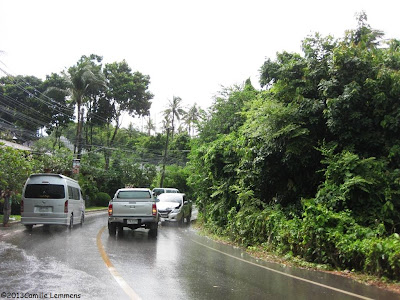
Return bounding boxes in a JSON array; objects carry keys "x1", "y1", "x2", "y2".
[{"x1": 0, "y1": 241, "x2": 106, "y2": 299}]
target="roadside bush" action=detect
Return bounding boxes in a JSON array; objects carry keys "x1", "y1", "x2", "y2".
[
  {"x1": 289, "y1": 199, "x2": 400, "y2": 278},
  {"x1": 218, "y1": 196, "x2": 400, "y2": 279},
  {"x1": 95, "y1": 192, "x2": 111, "y2": 207},
  {"x1": 226, "y1": 201, "x2": 302, "y2": 253},
  {"x1": 353, "y1": 234, "x2": 400, "y2": 278},
  {"x1": 316, "y1": 146, "x2": 400, "y2": 231}
]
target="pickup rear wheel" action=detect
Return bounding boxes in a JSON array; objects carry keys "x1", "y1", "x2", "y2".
[
  {"x1": 108, "y1": 223, "x2": 117, "y2": 236},
  {"x1": 149, "y1": 223, "x2": 158, "y2": 237},
  {"x1": 149, "y1": 228, "x2": 158, "y2": 237},
  {"x1": 117, "y1": 224, "x2": 124, "y2": 236}
]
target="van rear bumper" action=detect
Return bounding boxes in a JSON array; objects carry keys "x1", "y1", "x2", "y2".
[{"x1": 21, "y1": 217, "x2": 69, "y2": 226}]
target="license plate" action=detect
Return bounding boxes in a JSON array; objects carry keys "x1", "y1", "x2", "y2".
[
  {"x1": 35, "y1": 206, "x2": 52, "y2": 213},
  {"x1": 127, "y1": 219, "x2": 138, "y2": 224}
]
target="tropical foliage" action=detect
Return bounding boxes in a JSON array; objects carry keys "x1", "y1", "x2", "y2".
[{"x1": 188, "y1": 14, "x2": 400, "y2": 279}]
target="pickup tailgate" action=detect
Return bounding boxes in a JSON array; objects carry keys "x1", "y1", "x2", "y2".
[
  {"x1": 111, "y1": 189, "x2": 155, "y2": 218},
  {"x1": 112, "y1": 199, "x2": 153, "y2": 217}
]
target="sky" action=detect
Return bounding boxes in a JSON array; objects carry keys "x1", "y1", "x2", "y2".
[{"x1": 1, "y1": 0, "x2": 400, "y2": 131}]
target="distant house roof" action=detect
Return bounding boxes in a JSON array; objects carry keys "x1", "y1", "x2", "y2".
[{"x1": 0, "y1": 139, "x2": 32, "y2": 151}]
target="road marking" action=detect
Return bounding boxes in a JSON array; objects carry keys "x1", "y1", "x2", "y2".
[
  {"x1": 191, "y1": 239, "x2": 374, "y2": 300},
  {"x1": 97, "y1": 226, "x2": 142, "y2": 300}
]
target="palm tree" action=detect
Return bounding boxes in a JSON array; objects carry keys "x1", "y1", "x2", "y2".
[
  {"x1": 65, "y1": 57, "x2": 106, "y2": 157},
  {"x1": 163, "y1": 96, "x2": 185, "y2": 138},
  {"x1": 183, "y1": 103, "x2": 203, "y2": 136},
  {"x1": 161, "y1": 114, "x2": 171, "y2": 134},
  {"x1": 145, "y1": 115, "x2": 156, "y2": 136}
]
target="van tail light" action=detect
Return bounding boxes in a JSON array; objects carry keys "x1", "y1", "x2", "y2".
[
  {"x1": 152, "y1": 203, "x2": 157, "y2": 216},
  {"x1": 64, "y1": 200, "x2": 68, "y2": 213},
  {"x1": 108, "y1": 203, "x2": 113, "y2": 216},
  {"x1": 21, "y1": 200, "x2": 24, "y2": 213}
]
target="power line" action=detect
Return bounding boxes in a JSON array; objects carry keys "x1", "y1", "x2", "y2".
[
  {"x1": 0, "y1": 104, "x2": 45, "y2": 127},
  {"x1": 0, "y1": 64, "x2": 110, "y2": 125},
  {"x1": 0, "y1": 92, "x2": 52, "y2": 123},
  {"x1": 0, "y1": 71, "x2": 75, "y2": 117}
]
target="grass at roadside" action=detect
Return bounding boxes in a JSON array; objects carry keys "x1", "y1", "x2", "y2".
[
  {"x1": 0, "y1": 207, "x2": 106, "y2": 223},
  {"x1": 0, "y1": 215, "x2": 21, "y2": 223}
]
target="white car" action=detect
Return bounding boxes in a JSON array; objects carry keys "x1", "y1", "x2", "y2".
[
  {"x1": 157, "y1": 193, "x2": 192, "y2": 225},
  {"x1": 152, "y1": 187, "x2": 180, "y2": 197}
]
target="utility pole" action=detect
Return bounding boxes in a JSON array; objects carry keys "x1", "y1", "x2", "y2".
[
  {"x1": 77, "y1": 108, "x2": 84, "y2": 160},
  {"x1": 160, "y1": 127, "x2": 170, "y2": 188},
  {"x1": 73, "y1": 108, "x2": 84, "y2": 177}
]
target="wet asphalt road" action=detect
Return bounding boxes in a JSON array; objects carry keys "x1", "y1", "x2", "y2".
[{"x1": 0, "y1": 212, "x2": 399, "y2": 300}]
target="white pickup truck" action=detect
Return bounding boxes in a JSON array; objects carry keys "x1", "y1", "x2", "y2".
[{"x1": 107, "y1": 188, "x2": 159, "y2": 237}]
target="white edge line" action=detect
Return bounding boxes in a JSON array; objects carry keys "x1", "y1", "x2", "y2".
[{"x1": 191, "y1": 239, "x2": 374, "y2": 300}]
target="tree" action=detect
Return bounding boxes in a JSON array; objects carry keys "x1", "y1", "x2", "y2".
[
  {"x1": 163, "y1": 96, "x2": 185, "y2": 138},
  {"x1": 161, "y1": 114, "x2": 171, "y2": 134},
  {"x1": 145, "y1": 115, "x2": 156, "y2": 136},
  {"x1": 0, "y1": 75, "x2": 48, "y2": 140},
  {"x1": 42, "y1": 73, "x2": 74, "y2": 149},
  {"x1": 65, "y1": 55, "x2": 106, "y2": 157},
  {"x1": 0, "y1": 146, "x2": 35, "y2": 193},
  {"x1": 101, "y1": 60, "x2": 153, "y2": 169},
  {"x1": 183, "y1": 103, "x2": 203, "y2": 136},
  {"x1": 199, "y1": 80, "x2": 257, "y2": 143}
]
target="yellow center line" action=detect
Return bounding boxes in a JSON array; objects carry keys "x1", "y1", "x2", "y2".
[
  {"x1": 191, "y1": 239, "x2": 374, "y2": 300},
  {"x1": 97, "y1": 226, "x2": 142, "y2": 300}
]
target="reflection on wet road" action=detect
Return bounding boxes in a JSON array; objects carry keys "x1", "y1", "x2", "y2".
[
  {"x1": 101, "y1": 221, "x2": 399, "y2": 300},
  {"x1": 0, "y1": 212, "x2": 128, "y2": 300},
  {"x1": 1, "y1": 212, "x2": 399, "y2": 300}
]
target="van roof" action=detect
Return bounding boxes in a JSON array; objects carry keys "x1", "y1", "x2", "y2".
[
  {"x1": 29, "y1": 173, "x2": 78, "y2": 183},
  {"x1": 117, "y1": 188, "x2": 151, "y2": 191}
]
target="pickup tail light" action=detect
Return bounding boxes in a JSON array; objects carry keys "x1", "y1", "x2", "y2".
[
  {"x1": 152, "y1": 203, "x2": 157, "y2": 216},
  {"x1": 21, "y1": 200, "x2": 24, "y2": 213},
  {"x1": 64, "y1": 200, "x2": 68, "y2": 213},
  {"x1": 108, "y1": 203, "x2": 113, "y2": 216}
]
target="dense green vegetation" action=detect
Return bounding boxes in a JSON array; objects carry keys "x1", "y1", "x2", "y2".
[
  {"x1": 1, "y1": 14, "x2": 400, "y2": 280},
  {"x1": 188, "y1": 15, "x2": 400, "y2": 279}
]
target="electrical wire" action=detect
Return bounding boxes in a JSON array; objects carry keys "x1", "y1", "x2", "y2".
[
  {"x1": 0, "y1": 93, "x2": 52, "y2": 124},
  {"x1": 0, "y1": 64, "x2": 110, "y2": 125}
]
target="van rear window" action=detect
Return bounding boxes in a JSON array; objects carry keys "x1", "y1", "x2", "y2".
[
  {"x1": 117, "y1": 191, "x2": 151, "y2": 199},
  {"x1": 24, "y1": 184, "x2": 65, "y2": 199}
]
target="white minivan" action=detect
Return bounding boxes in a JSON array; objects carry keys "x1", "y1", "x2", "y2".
[{"x1": 21, "y1": 173, "x2": 85, "y2": 230}]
